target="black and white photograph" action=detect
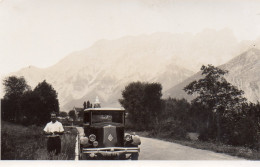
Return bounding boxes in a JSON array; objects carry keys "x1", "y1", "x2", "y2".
[{"x1": 1, "y1": 0, "x2": 260, "y2": 165}]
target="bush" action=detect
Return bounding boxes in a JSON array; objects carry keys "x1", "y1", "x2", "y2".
[
  {"x1": 155, "y1": 120, "x2": 187, "y2": 140},
  {"x1": 198, "y1": 127, "x2": 217, "y2": 142}
]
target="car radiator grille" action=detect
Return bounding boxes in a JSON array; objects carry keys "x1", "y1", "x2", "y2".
[{"x1": 103, "y1": 125, "x2": 117, "y2": 147}]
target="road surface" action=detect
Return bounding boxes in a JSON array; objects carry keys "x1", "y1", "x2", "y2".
[
  {"x1": 75, "y1": 127, "x2": 243, "y2": 160},
  {"x1": 139, "y1": 137, "x2": 243, "y2": 160}
]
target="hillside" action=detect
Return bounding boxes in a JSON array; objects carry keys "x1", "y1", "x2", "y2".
[
  {"x1": 221, "y1": 48, "x2": 260, "y2": 103},
  {"x1": 164, "y1": 48, "x2": 260, "y2": 103}
]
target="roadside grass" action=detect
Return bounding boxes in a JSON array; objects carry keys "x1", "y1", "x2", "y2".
[
  {"x1": 131, "y1": 130, "x2": 260, "y2": 160},
  {"x1": 1, "y1": 121, "x2": 77, "y2": 160}
]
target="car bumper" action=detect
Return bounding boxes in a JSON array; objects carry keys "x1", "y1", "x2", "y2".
[{"x1": 82, "y1": 147, "x2": 140, "y2": 154}]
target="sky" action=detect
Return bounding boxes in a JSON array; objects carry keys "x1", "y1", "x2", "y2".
[{"x1": 1, "y1": 0, "x2": 260, "y2": 78}]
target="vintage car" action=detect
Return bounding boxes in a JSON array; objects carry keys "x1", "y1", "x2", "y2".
[{"x1": 79, "y1": 108, "x2": 141, "y2": 160}]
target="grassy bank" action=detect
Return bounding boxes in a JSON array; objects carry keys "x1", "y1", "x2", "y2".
[
  {"x1": 132, "y1": 130, "x2": 260, "y2": 160},
  {"x1": 1, "y1": 121, "x2": 77, "y2": 160}
]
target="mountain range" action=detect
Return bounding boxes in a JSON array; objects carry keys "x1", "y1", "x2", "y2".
[{"x1": 8, "y1": 29, "x2": 260, "y2": 111}]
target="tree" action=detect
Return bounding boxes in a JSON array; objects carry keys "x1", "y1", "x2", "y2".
[
  {"x1": 184, "y1": 65, "x2": 246, "y2": 142},
  {"x1": 231, "y1": 102, "x2": 260, "y2": 148},
  {"x1": 20, "y1": 90, "x2": 42, "y2": 125},
  {"x1": 120, "y1": 82, "x2": 145, "y2": 129},
  {"x1": 2, "y1": 77, "x2": 60, "y2": 126},
  {"x1": 3, "y1": 76, "x2": 31, "y2": 99},
  {"x1": 160, "y1": 98, "x2": 192, "y2": 139},
  {"x1": 2, "y1": 76, "x2": 31, "y2": 122},
  {"x1": 33, "y1": 80, "x2": 59, "y2": 125},
  {"x1": 69, "y1": 110, "x2": 76, "y2": 121},
  {"x1": 59, "y1": 111, "x2": 68, "y2": 118},
  {"x1": 87, "y1": 101, "x2": 91, "y2": 108},
  {"x1": 119, "y1": 82, "x2": 162, "y2": 130},
  {"x1": 143, "y1": 83, "x2": 162, "y2": 126},
  {"x1": 83, "y1": 101, "x2": 87, "y2": 109}
]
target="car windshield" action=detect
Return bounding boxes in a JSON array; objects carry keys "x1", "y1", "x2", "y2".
[
  {"x1": 92, "y1": 114, "x2": 112, "y2": 123},
  {"x1": 91, "y1": 111, "x2": 123, "y2": 124}
]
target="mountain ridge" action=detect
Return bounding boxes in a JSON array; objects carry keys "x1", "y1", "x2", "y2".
[
  {"x1": 164, "y1": 48, "x2": 260, "y2": 103},
  {"x1": 7, "y1": 30, "x2": 260, "y2": 111}
]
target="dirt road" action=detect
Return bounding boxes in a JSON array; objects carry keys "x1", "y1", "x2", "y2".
[{"x1": 75, "y1": 127, "x2": 243, "y2": 160}]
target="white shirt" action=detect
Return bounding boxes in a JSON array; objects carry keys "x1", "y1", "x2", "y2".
[{"x1": 43, "y1": 121, "x2": 64, "y2": 137}]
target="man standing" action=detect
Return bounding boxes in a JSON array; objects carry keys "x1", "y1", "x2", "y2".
[{"x1": 43, "y1": 112, "x2": 64, "y2": 155}]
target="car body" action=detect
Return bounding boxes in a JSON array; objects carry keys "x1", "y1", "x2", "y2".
[{"x1": 79, "y1": 108, "x2": 141, "y2": 160}]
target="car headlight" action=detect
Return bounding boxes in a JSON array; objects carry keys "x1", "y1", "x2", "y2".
[
  {"x1": 89, "y1": 134, "x2": 96, "y2": 142},
  {"x1": 80, "y1": 136, "x2": 89, "y2": 145},
  {"x1": 125, "y1": 134, "x2": 132, "y2": 142}
]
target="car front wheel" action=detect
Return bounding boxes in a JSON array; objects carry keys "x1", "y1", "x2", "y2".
[{"x1": 131, "y1": 153, "x2": 139, "y2": 160}]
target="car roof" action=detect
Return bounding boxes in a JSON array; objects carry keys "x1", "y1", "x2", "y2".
[{"x1": 84, "y1": 107, "x2": 125, "y2": 112}]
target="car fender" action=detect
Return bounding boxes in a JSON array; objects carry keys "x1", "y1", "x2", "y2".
[{"x1": 131, "y1": 135, "x2": 141, "y2": 145}]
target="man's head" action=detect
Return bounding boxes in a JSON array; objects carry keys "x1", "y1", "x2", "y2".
[{"x1": 51, "y1": 113, "x2": 57, "y2": 123}]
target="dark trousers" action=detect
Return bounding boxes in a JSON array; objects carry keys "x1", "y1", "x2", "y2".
[{"x1": 47, "y1": 136, "x2": 61, "y2": 155}]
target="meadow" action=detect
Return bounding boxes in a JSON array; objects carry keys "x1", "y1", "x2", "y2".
[{"x1": 1, "y1": 121, "x2": 77, "y2": 160}]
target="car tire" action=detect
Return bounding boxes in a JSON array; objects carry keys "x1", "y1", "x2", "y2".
[
  {"x1": 131, "y1": 153, "x2": 139, "y2": 160},
  {"x1": 80, "y1": 153, "x2": 90, "y2": 160},
  {"x1": 118, "y1": 154, "x2": 126, "y2": 160}
]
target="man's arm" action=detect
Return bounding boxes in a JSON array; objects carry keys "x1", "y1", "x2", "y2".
[
  {"x1": 53, "y1": 123, "x2": 64, "y2": 135},
  {"x1": 43, "y1": 123, "x2": 53, "y2": 135}
]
